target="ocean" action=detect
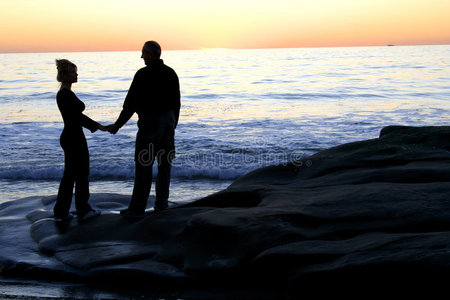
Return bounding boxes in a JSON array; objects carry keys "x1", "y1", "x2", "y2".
[{"x1": 1, "y1": 45, "x2": 449, "y2": 205}]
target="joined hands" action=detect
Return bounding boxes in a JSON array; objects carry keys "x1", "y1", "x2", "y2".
[
  {"x1": 105, "y1": 124, "x2": 119, "y2": 134},
  {"x1": 97, "y1": 124, "x2": 119, "y2": 134},
  {"x1": 97, "y1": 124, "x2": 108, "y2": 132}
]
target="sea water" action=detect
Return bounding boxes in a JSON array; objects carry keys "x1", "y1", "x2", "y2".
[{"x1": 1, "y1": 45, "x2": 449, "y2": 204}]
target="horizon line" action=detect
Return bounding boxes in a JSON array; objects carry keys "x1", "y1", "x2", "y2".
[{"x1": 1, "y1": 43, "x2": 449, "y2": 55}]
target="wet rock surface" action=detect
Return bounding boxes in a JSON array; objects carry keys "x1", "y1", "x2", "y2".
[{"x1": 1, "y1": 126, "x2": 450, "y2": 297}]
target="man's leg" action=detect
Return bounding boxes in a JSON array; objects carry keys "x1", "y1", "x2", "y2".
[
  {"x1": 155, "y1": 149, "x2": 173, "y2": 210},
  {"x1": 128, "y1": 141, "x2": 155, "y2": 213},
  {"x1": 154, "y1": 127, "x2": 175, "y2": 211}
]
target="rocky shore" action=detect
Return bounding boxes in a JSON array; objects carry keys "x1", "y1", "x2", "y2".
[{"x1": 1, "y1": 125, "x2": 450, "y2": 298}]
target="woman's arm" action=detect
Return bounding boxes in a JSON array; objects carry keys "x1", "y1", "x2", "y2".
[{"x1": 81, "y1": 114, "x2": 100, "y2": 133}]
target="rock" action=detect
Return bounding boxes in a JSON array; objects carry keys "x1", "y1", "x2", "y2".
[{"x1": 1, "y1": 125, "x2": 450, "y2": 297}]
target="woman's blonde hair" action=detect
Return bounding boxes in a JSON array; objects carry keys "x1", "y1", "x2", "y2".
[{"x1": 55, "y1": 59, "x2": 76, "y2": 82}]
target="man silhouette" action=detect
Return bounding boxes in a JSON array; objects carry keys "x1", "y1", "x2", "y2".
[{"x1": 107, "y1": 41, "x2": 180, "y2": 218}]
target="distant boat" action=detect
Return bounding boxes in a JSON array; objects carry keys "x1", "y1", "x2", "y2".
[{"x1": 387, "y1": 44, "x2": 395, "y2": 46}]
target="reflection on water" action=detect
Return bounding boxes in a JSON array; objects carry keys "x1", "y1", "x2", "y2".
[
  {"x1": 0, "y1": 179, "x2": 232, "y2": 205},
  {"x1": 0, "y1": 280, "x2": 179, "y2": 299},
  {"x1": 0, "y1": 279, "x2": 277, "y2": 299},
  {"x1": 0, "y1": 45, "x2": 449, "y2": 202}
]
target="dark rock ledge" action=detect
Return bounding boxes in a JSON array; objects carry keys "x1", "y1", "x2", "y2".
[{"x1": 1, "y1": 125, "x2": 450, "y2": 298}]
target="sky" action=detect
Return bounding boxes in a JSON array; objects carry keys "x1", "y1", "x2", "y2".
[{"x1": 0, "y1": 0, "x2": 449, "y2": 53}]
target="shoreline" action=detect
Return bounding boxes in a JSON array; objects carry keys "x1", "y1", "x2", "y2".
[{"x1": 0, "y1": 178, "x2": 233, "y2": 206}]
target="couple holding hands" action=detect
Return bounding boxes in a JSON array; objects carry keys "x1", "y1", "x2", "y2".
[{"x1": 54, "y1": 41, "x2": 180, "y2": 222}]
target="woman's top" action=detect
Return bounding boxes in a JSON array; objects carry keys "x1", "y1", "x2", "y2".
[{"x1": 56, "y1": 88, "x2": 98, "y2": 140}]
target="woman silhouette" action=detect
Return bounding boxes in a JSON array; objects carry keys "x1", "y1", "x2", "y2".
[{"x1": 54, "y1": 59, "x2": 105, "y2": 222}]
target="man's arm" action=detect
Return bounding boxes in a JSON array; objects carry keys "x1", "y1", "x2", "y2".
[
  {"x1": 171, "y1": 71, "x2": 181, "y2": 129},
  {"x1": 106, "y1": 108, "x2": 134, "y2": 134},
  {"x1": 107, "y1": 71, "x2": 140, "y2": 134},
  {"x1": 114, "y1": 108, "x2": 134, "y2": 130}
]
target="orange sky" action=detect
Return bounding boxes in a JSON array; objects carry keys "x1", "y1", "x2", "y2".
[{"x1": 1, "y1": 0, "x2": 449, "y2": 53}]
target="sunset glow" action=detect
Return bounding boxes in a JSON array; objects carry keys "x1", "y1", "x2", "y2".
[{"x1": 1, "y1": 0, "x2": 449, "y2": 53}]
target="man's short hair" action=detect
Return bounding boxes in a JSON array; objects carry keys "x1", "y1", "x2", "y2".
[{"x1": 143, "y1": 41, "x2": 162, "y2": 58}]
